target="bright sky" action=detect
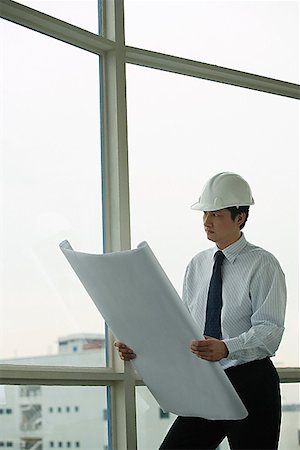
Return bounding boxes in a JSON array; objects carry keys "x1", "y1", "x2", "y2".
[{"x1": 0, "y1": 1, "x2": 299, "y2": 368}]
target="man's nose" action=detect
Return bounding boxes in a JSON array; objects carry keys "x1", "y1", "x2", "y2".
[{"x1": 203, "y1": 213, "x2": 212, "y2": 225}]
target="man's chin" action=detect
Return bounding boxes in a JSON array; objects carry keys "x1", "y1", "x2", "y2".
[{"x1": 206, "y1": 233, "x2": 216, "y2": 242}]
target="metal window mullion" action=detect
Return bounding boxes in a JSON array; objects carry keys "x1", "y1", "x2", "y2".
[
  {"x1": 101, "y1": 0, "x2": 137, "y2": 449},
  {"x1": 101, "y1": 48, "x2": 137, "y2": 449},
  {"x1": 125, "y1": 46, "x2": 300, "y2": 100},
  {"x1": 0, "y1": 365, "x2": 125, "y2": 386},
  {"x1": 277, "y1": 367, "x2": 300, "y2": 383},
  {"x1": 1, "y1": 364, "x2": 299, "y2": 385},
  {"x1": 0, "y1": 364, "x2": 125, "y2": 385},
  {"x1": 0, "y1": 0, "x2": 114, "y2": 54},
  {"x1": 101, "y1": 49, "x2": 131, "y2": 254}
]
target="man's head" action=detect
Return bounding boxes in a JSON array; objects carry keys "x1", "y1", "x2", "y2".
[{"x1": 191, "y1": 172, "x2": 254, "y2": 249}]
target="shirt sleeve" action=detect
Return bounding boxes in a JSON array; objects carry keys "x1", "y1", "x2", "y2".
[
  {"x1": 223, "y1": 257, "x2": 287, "y2": 362},
  {"x1": 182, "y1": 264, "x2": 190, "y2": 311}
]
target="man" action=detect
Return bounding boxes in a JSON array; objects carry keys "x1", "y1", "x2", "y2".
[{"x1": 115, "y1": 172, "x2": 287, "y2": 450}]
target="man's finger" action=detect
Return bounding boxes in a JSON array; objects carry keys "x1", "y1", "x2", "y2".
[{"x1": 191, "y1": 342, "x2": 210, "y2": 351}]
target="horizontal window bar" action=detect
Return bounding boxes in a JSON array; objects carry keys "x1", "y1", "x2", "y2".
[
  {"x1": 1, "y1": 365, "x2": 299, "y2": 385},
  {"x1": 0, "y1": 364, "x2": 125, "y2": 385},
  {"x1": 0, "y1": 0, "x2": 114, "y2": 54},
  {"x1": 277, "y1": 367, "x2": 300, "y2": 383},
  {"x1": 126, "y1": 46, "x2": 300, "y2": 100}
]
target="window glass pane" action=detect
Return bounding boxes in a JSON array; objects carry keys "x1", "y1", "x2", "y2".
[
  {"x1": 127, "y1": 64, "x2": 299, "y2": 367},
  {"x1": 280, "y1": 383, "x2": 300, "y2": 449},
  {"x1": 125, "y1": 0, "x2": 299, "y2": 83},
  {"x1": 15, "y1": 0, "x2": 100, "y2": 34},
  {"x1": 136, "y1": 386, "x2": 176, "y2": 449},
  {"x1": 0, "y1": 385, "x2": 109, "y2": 449},
  {"x1": 1, "y1": 20, "x2": 105, "y2": 366}
]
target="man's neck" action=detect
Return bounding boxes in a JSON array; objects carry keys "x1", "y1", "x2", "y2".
[{"x1": 216, "y1": 232, "x2": 242, "y2": 250}]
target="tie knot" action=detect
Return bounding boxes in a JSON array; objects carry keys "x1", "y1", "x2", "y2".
[{"x1": 214, "y1": 251, "x2": 225, "y2": 264}]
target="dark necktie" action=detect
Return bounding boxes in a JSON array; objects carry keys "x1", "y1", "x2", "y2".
[{"x1": 204, "y1": 250, "x2": 225, "y2": 339}]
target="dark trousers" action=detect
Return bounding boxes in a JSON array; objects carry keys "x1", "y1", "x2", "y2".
[{"x1": 159, "y1": 358, "x2": 281, "y2": 450}]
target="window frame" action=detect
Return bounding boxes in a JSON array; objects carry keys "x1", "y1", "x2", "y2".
[{"x1": 0, "y1": 0, "x2": 299, "y2": 449}]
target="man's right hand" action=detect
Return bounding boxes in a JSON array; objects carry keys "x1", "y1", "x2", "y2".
[{"x1": 114, "y1": 341, "x2": 136, "y2": 361}]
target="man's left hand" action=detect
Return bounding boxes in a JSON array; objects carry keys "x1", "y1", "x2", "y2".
[{"x1": 190, "y1": 336, "x2": 229, "y2": 361}]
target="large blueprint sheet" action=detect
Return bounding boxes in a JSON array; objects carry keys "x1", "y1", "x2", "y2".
[{"x1": 60, "y1": 240, "x2": 247, "y2": 420}]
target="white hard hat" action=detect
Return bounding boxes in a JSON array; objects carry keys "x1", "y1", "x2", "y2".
[{"x1": 191, "y1": 172, "x2": 255, "y2": 211}]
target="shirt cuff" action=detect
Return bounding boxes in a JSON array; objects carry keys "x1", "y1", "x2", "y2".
[{"x1": 222, "y1": 337, "x2": 244, "y2": 359}]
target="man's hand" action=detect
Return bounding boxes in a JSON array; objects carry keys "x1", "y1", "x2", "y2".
[
  {"x1": 190, "y1": 336, "x2": 229, "y2": 362},
  {"x1": 114, "y1": 341, "x2": 136, "y2": 361}
]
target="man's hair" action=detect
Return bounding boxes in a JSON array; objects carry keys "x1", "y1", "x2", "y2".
[{"x1": 226, "y1": 206, "x2": 249, "y2": 230}]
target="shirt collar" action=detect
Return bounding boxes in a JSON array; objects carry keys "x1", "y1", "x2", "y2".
[{"x1": 214, "y1": 233, "x2": 248, "y2": 264}]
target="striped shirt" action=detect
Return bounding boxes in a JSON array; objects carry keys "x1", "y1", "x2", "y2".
[{"x1": 183, "y1": 233, "x2": 287, "y2": 369}]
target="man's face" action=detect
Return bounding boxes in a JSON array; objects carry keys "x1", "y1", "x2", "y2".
[{"x1": 203, "y1": 209, "x2": 244, "y2": 249}]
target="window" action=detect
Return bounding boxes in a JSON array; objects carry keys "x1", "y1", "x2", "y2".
[
  {"x1": 1, "y1": 19, "x2": 106, "y2": 368},
  {"x1": 0, "y1": 385, "x2": 108, "y2": 449},
  {"x1": 0, "y1": 1, "x2": 299, "y2": 450},
  {"x1": 136, "y1": 387, "x2": 175, "y2": 449},
  {"x1": 0, "y1": 408, "x2": 12, "y2": 415},
  {"x1": 66, "y1": 407, "x2": 70, "y2": 413},
  {"x1": 279, "y1": 384, "x2": 300, "y2": 449},
  {"x1": 127, "y1": 64, "x2": 299, "y2": 368},
  {"x1": 19, "y1": 386, "x2": 41, "y2": 397},
  {"x1": 57, "y1": 407, "x2": 62, "y2": 413},
  {"x1": 49, "y1": 407, "x2": 53, "y2": 413},
  {"x1": 124, "y1": 0, "x2": 299, "y2": 83}
]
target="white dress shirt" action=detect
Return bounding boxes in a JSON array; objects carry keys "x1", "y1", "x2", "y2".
[{"x1": 183, "y1": 233, "x2": 287, "y2": 369}]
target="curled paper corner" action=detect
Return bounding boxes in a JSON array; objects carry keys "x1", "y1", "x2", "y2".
[
  {"x1": 59, "y1": 240, "x2": 73, "y2": 251},
  {"x1": 137, "y1": 241, "x2": 148, "y2": 249}
]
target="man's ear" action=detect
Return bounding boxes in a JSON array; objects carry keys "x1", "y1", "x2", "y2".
[{"x1": 237, "y1": 212, "x2": 246, "y2": 227}]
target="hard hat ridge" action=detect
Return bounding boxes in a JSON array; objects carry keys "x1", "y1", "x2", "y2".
[{"x1": 191, "y1": 172, "x2": 255, "y2": 211}]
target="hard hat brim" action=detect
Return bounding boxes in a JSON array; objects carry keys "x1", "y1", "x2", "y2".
[
  {"x1": 190, "y1": 202, "x2": 203, "y2": 211},
  {"x1": 190, "y1": 200, "x2": 254, "y2": 211}
]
